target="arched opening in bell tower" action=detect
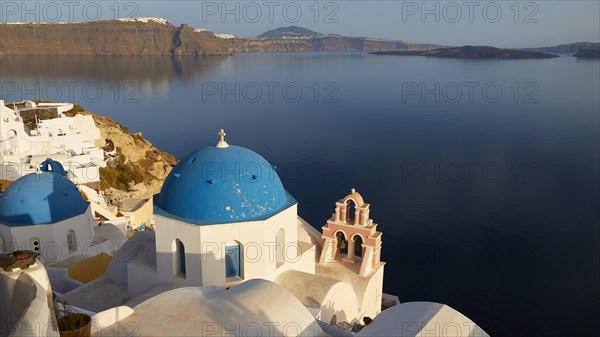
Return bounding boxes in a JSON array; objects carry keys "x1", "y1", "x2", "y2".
[{"x1": 336, "y1": 231, "x2": 348, "y2": 256}]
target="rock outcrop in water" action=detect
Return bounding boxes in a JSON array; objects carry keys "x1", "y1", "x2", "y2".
[
  {"x1": 0, "y1": 19, "x2": 230, "y2": 56},
  {"x1": 522, "y1": 42, "x2": 600, "y2": 55},
  {"x1": 574, "y1": 49, "x2": 600, "y2": 58},
  {"x1": 371, "y1": 46, "x2": 560, "y2": 59}
]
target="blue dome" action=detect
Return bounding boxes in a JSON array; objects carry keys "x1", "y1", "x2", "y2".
[
  {"x1": 156, "y1": 145, "x2": 293, "y2": 224},
  {"x1": 0, "y1": 172, "x2": 89, "y2": 226}
]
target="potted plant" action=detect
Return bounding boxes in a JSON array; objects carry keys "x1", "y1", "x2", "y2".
[{"x1": 53, "y1": 295, "x2": 92, "y2": 337}]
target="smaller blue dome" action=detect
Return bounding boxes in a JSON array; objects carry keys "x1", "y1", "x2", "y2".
[
  {"x1": 40, "y1": 158, "x2": 66, "y2": 176},
  {"x1": 0, "y1": 172, "x2": 89, "y2": 226}
]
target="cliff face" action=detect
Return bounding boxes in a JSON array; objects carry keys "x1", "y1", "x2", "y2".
[
  {"x1": 64, "y1": 106, "x2": 177, "y2": 199},
  {"x1": 0, "y1": 20, "x2": 230, "y2": 56},
  {"x1": 247, "y1": 25, "x2": 440, "y2": 52},
  {"x1": 224, "y1": 36, "x2": 440, "y2": 52},
  {"x1": 7, "y1": 21, "x2": 595, "y2": 56},
  {"x1": 0, "y1": 21, "x2": 438, "y2": 54},
  {"x1": 172, "y1": 24, "x2": 230, "y2": 56}
]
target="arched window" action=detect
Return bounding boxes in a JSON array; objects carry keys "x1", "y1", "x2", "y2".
[
  {"x1": 225, "y1": 242, "x2": 242, "y2": 279},
  {"x1": 0, "y1": 235, "x2": 4, "y2": 252},
  {"x1": 346, "y1": 200, "x2": 356, "y2": 223},
  {"x1": 66, "y1": 230, "x2": 77, "y2": 252},
  {"x1": 330, "y1": 315, "x2": 338, "y2": 325},
  {"x1": 353, "y1": 235, "x2": 363, "y2": 258},
  {"x1": 276, "y1": 228, "x2": 285, "y2": 267},
  {"x1": 7, "y1": 129, "x2": 17, "y2": 138},
  {"x1": 173, "y1": 239, "x2": 186, "y2": 277},
  {"x1": 336, "y1": 231, "x2": 348, "y2": 255}
]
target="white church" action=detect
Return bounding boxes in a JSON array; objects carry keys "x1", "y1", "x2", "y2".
[
  {"x1": 0, "y1": 160, "x2": 96, "y2": 258},
  {"x1": 0, "y1": 129, "x2": 489, "y2": 337},
  {"x1": 149, "y1": 129, "x2": 386, "y2": 323}
]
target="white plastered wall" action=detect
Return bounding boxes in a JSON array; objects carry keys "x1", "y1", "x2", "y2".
[
  {"x1": 153, "y1": 204, "x2": 314, "y2": 288},
  {"x1": 0, "y1": 205, "x2": 95, "y2": 263},
  {"x1": 0, "y1": 260, "x2": 59, "y2": 337},
  {"x1": 360, "y1": 265, "x2": 385, "y2": 320}
]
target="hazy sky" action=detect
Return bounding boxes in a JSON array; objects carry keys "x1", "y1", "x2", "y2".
[{"x1": 2, "y1": 1, "x2": 599, "y2": 48}]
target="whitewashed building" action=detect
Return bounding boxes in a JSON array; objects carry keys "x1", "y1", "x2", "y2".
[
  {"x1": 0, "y1": 170, "x2": 95, "y2": 260},
  {"x1": 0, "y1": 99, "x2": 105, "y2": 184},
  {"x1": 0, "y1": 160, "x2": 126, "y2": 292}
]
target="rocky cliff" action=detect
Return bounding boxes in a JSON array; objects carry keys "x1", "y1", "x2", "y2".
[
  {"x1": 64, "y1": 105, "x2": 177, "y2": 200},
  {"x1": 238, "y1": 25, "x2": 440, "y2": 52},
  {"x1": 224, "y1": 35, "x2": 439, "y2": 52},
  {"x1": 3, "y1": 20, "x2": 595, "y2": 56},
  {"x1": 0, "y1": 21, "x2": 439, "y2": 54},
  {"x1": 0, "y1": 19, "x2": 230, "y2": 56}
]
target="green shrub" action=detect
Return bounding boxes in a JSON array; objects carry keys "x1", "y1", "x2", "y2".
[
  {"x1": 64, "y1": 104, "x2": 85, "y2": 116},
  {"x1": 100, "y1": 162, "x2": 145, "y2": 191}
]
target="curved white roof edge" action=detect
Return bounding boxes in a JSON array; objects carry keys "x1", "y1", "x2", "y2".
[{"x1": 357, "y1": 301, "x2": 490, "y2": 337}]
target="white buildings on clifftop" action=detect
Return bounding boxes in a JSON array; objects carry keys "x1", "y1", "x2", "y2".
[{"x1": 0, "y1": 99, "x2": 105, "y2": 185}]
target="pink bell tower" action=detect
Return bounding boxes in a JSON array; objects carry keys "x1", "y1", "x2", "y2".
[{"x1": 319, "y1": 189, "x2": 383, "y2": 277}]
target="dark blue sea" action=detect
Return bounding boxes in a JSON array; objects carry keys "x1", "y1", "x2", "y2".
[{"x1": 1, "y1": 53, "x2": 598, "y2": 337}]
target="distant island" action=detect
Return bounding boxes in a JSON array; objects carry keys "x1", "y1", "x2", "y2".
[
  {"x1": 257, "y1": 26, "x2": 320, "y2": 39},
  {"x1": 371, "y1": 46, "x2": 560, "y2": 60}
]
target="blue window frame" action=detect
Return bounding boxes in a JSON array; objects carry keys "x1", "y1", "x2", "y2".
[{"x1": 225, "y1": 245, "x2": 241, "y2": 278}]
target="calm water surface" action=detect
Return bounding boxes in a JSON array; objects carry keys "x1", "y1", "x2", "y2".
[{"x1": 1, "y1": 53, "x2": 598, "y2": 337}]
